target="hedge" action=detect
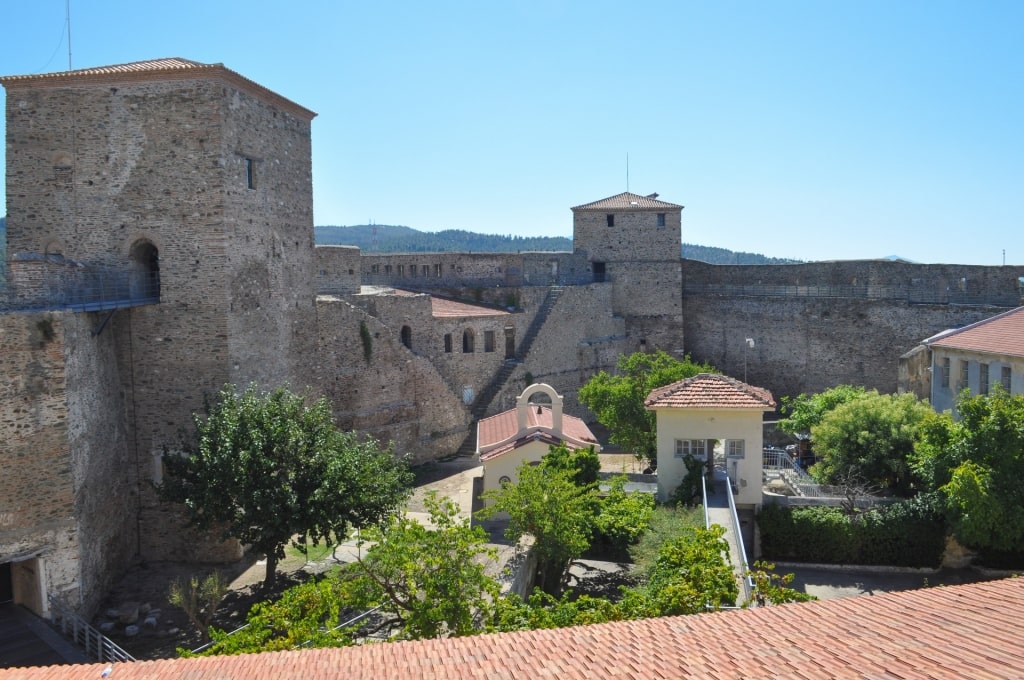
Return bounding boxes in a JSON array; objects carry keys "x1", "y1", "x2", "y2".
[{"x1": 757, "y1": 496, "x2": 945, "y2": 568}]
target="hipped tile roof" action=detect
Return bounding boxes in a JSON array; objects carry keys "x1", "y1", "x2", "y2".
[
  {"x1": 926, "y1": 306, "x2": 1024, "y2": 357},
  {"x1": 478, "y1": 405, "x2": 597, "y2": 461},
  {"x1": 571, "y1": 191, "x2": 683, "y2": 211},
  {"x1": 5, "y1": 578, "x2": 1024, "y2": 679},
  {"x1": 645, "y1": 373, "x2": 776, "y2": 410},
  {"x1": 0, "y1": 58, "x2": 316, "y2": 121}
]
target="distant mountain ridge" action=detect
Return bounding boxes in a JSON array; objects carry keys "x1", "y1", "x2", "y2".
[{"x1": 315, "y1": 224, "x2": 800, "y2": 265}]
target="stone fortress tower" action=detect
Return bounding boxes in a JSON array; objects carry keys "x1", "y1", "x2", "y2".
[
  {"x1": 571, "y1": 192, "x2": 684, "y2": 351},
  {"x1": 1, "y1": 58, "x2": 319, "y2": 615}
]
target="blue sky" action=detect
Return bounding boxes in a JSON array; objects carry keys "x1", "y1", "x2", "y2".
[{"x1": 2, "y1": 1, "x2": 1022, "y2": 265}]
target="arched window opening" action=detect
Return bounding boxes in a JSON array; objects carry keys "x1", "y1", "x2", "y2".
[
  {"x1": 130, "y1": 240, "x2": 160, "y2": 301},
  {"x1": 400, "y1": 325, "x2": 412, "y2": 350},
  {"x1": 463, "y1": 328, "x2": 475, "y2": 353}
]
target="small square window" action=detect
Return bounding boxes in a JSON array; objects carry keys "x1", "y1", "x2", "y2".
[
  {"x1": 484, "y1": 330, "x2": 495, "y2": 353},
  {"x1": 727, "y1": 440, "x2": 745, "y2": 458},
  {"x1": 606, "y1": 214, "x2": 615, "y2": 227},
  {"x1": 657, "y1": 213, "x2": 666, "y2": 227}
]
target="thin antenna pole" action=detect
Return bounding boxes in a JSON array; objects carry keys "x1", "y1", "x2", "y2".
[
  {"x1": 626, "y1": 153, "x2": 629, "y2": 193},
  {"x1": 66, "y1": 0, "x2": 73, "y2": 70}
]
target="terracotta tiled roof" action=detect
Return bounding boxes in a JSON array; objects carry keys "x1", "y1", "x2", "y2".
[
  {"x1": 478, "y1": 405, "x2": 597, "y2": 461},
  {"x1": 571, "y1": 191, "x2": 683, "y2": 211},
  {"x1": 6, "y1": 578, "x2": 1024, "y2": 679},
  {"x1": 645, "y1": 373, "x2": 776, "y2": 410},
  {"x1": 0, "y1": 58, "x2": 316, "y2": 121},
  {"x1": 431, "y1": 297, "x2": 510, "y2": 318},
  {"x1": 927, "y1": 306, "x2": 1024, "y2": 357}
]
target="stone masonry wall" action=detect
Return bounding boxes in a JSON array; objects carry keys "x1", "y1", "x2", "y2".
[
  {"x1": 572, "y1": 208, "x2": 682, "y2": 264},
  {"x1": 62, "y1": 311, "x2": 137, "y2": 615},
  {"x1": 315, "y1": 297, "x2": 471, "y2": 463},
  {"x1": 683, "y1": 294, "x2": 1010, "y2": 403},
  {"x1": 0, "y1": 312, "x2": 80, "y2": 613},
  {"x1": 316, "y1": 246, "x2": 362, "y2": 294}
]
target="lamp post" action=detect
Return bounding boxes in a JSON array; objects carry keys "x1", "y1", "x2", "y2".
[{"x1": 744, "y1": 338, "x2": 755, "y2": 383}]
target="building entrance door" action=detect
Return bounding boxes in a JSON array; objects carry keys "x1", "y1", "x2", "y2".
[{"x1": 0, "y1": 563, "x2": 12, "y2": 604}]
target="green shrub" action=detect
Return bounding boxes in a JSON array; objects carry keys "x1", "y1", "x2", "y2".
[{"x1": 758, "y1": 498, "x2": 944, "y2": 568}]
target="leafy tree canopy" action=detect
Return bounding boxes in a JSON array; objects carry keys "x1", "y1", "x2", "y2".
[
  {"x1": 578, "y1": 350, "x2": 717, "y2": 466},
  {"x1": 777, "y1": 384, "x2": 867, "y2": 436},
  {"x1": 160, "y1": 384, "x2": 413, "y2": 587},
  {"x1": 809, "y1": 390, "x2": 932, "y2": 496},
  {"x1": 913, "y1": 390, "x2": 1024, "y2": 552},
  {"x1": 477, "y1": 456, "x2": 599, "y2": 596}
]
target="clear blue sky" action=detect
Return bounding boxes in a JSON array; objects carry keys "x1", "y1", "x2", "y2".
[{"x1": 2, "y1": 1, "x2": 1022, "y2": 265}]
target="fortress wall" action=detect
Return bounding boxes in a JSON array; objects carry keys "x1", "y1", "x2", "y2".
[
  {"x1": 505, "y1": 284, "x2": 628, "y2": 418},
  {"x1": 683, "y1": 259, "x2": 1024, "y2": 305},
  {"x1": 62, "y1": 311, "x2": 137, "y2": 614},
  {"x1": 315, "y1": 298, "x2": 470, "y2": 463},
  {"x1": 683, "y1": 294, "x2": 1010, "y2": 402},
  {"x1": 359, "y1": 251, "x2": 591, "y2": 289},
  {"x1": 316, "y1": 246, "x2": 362, "y2": 294},
  {"x1": 0, "y1": 312, "x2": 80, "y2": 613}
]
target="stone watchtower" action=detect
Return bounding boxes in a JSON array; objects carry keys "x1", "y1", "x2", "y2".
[
  {"x1": 1, "y1": 58, "x2": 319, "y2": 566},
  {"x1": 571, "y1": 192, "x2": 684, "y2": 352}
]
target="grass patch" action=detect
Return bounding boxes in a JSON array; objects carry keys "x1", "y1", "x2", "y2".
[{"x1": 287, "y1": 537, "x2": 336, "y2": 563}]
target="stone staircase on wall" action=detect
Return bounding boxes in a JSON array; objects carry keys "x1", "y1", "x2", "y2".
[{"x1": 454, "y1": 286, "x2": 564, "y2": 457}]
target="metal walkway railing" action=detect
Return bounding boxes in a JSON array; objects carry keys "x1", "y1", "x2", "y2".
[{"x1": 48, "y1": 596, "x2": 135, "y2": 663}]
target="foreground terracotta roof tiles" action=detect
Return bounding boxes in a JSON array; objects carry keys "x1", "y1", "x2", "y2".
[
  {"x1": 645, "y1": 373, "x2": 776, "y2": 410},
  {"x1": 571, "y1": 191, "x2": 683, "y2": 211},
  {"x1": 927, "y1": 306, "x2": 1024, "y2": 357},
  {"x1": 4, "y1": 578, "x2": 1023, "y2": 679}
]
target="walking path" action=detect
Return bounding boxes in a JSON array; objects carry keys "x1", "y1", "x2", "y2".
[{"x1": 704, "y1": 470, "x2": 751, "y2": 606}]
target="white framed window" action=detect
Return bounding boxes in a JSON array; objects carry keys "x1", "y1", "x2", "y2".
[
  {"x1": 959, "y1": 360, "x2": 969, "y2": 390},
  {"x1": 980, "y1": 363, "x2": 990, "y2": 395},
  {"x1": 674, "y1": 439, "x2": 707, "y2": 459},
  {"x1": 726, "y1": 440, "x2": 745, "y2": 458},
  {"x1": 941, "y1": 358, "x2": 950, "y2": 388}
]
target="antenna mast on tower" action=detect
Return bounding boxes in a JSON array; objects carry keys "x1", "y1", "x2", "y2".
[{"x1": 626, "y1": 153, "x2": 629, "y2": 193}]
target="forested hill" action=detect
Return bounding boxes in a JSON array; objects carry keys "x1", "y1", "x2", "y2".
[
  {"x1": 315, "y1": 224, "x2": 800, "y2": 264},
  {"x1": 315, "y1": 225, "x2": 572, "y2": 253}
]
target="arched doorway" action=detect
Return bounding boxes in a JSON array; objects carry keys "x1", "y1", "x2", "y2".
[{"x1": 129, "y1": 240, "x2": 160, "y2": 301}]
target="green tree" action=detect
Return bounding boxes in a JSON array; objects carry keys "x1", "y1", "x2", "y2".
[
  {"x1": 594, "y1": 474, "x2": 656, "y2": 550},
  {"x1": 160, "y1": 384, "x2": 413, "y2": 587},
  {"x1": 579, "y1": 351, "x2": 716, "y2": 467},
  {"x1": 914, "y1": 390, "x2": 1024, "y2": 552},
  {"x1": 777, "y1": 384, "x2": 867, "y2": 436},
  {"x1": 640, "y1": 524, "x2": 739, "y2": 615},
  {"x1": 477, "y1": 460, "x2": 598, "y2": 596},
  {"x1": 344, "y1": 493, "x2": 500, "y2": 639},
  {"x1": 809, "y1": 391, "x2": 932, "y2": 495},
  {"x1": 168, "y1": 571, "x2": 229, "y2": 643},
  {"x1": 541, "y1": 442, "x2": 600, "y2": 486}
]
